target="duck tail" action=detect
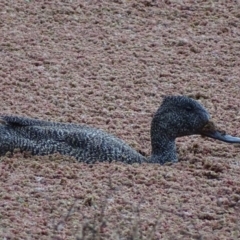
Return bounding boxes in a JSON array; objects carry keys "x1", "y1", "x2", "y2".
[{"x1": 0, "y1": 115, "x2": 49, "y2": 127}]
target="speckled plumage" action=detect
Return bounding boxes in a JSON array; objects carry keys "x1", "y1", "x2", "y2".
[
  {"x1": 0, "y1": 116, "x2": 144, "y2": 164},
  {"x1": 0, "y1": 96, "x2": 239, "y2": 164}
]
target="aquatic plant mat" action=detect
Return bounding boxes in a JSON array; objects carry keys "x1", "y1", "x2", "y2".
[{"x1": 1, "y1": 1, "x2": 240, "y2": 239}]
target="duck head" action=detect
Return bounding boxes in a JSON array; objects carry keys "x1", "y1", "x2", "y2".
[{"x1": 150, "y1": 95, "x2": 240, "y2": 164}]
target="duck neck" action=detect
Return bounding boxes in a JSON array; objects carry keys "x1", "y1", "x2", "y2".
[{"x1": 150, "y1": 134, "x2": 177, "y2": 164}]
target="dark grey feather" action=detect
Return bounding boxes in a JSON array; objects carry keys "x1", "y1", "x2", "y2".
[{"x1": 1, "y1": 96, "x2": 239, "y2": 164}]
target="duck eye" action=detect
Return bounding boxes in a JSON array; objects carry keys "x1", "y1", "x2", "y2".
[{"x1": 185, "y1": 105, "x2": 194, "y2": 111}]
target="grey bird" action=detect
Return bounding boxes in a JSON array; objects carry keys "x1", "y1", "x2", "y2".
[{"x1": 0, "y1": 95, "x2": 240, "y2": 164}]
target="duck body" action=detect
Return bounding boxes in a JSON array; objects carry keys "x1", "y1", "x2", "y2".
[
  {"x1": 0, "y1": 116, "x2": 145, "y2": 163},
  {"x1": 1, "y1": 96, "x2": 240, "y2": 164}
]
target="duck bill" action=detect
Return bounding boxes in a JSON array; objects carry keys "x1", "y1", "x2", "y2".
[
  {"x1": 201, "y1": 131, "x2": 240, "y2": 143},
  {"x1": 200, "y1": 121, "x2": 240, "y2": 143}
]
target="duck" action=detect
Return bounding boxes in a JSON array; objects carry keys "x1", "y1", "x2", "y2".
[{"x1": 0, "y1": 95, "x2": 240, "y2": 164}]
